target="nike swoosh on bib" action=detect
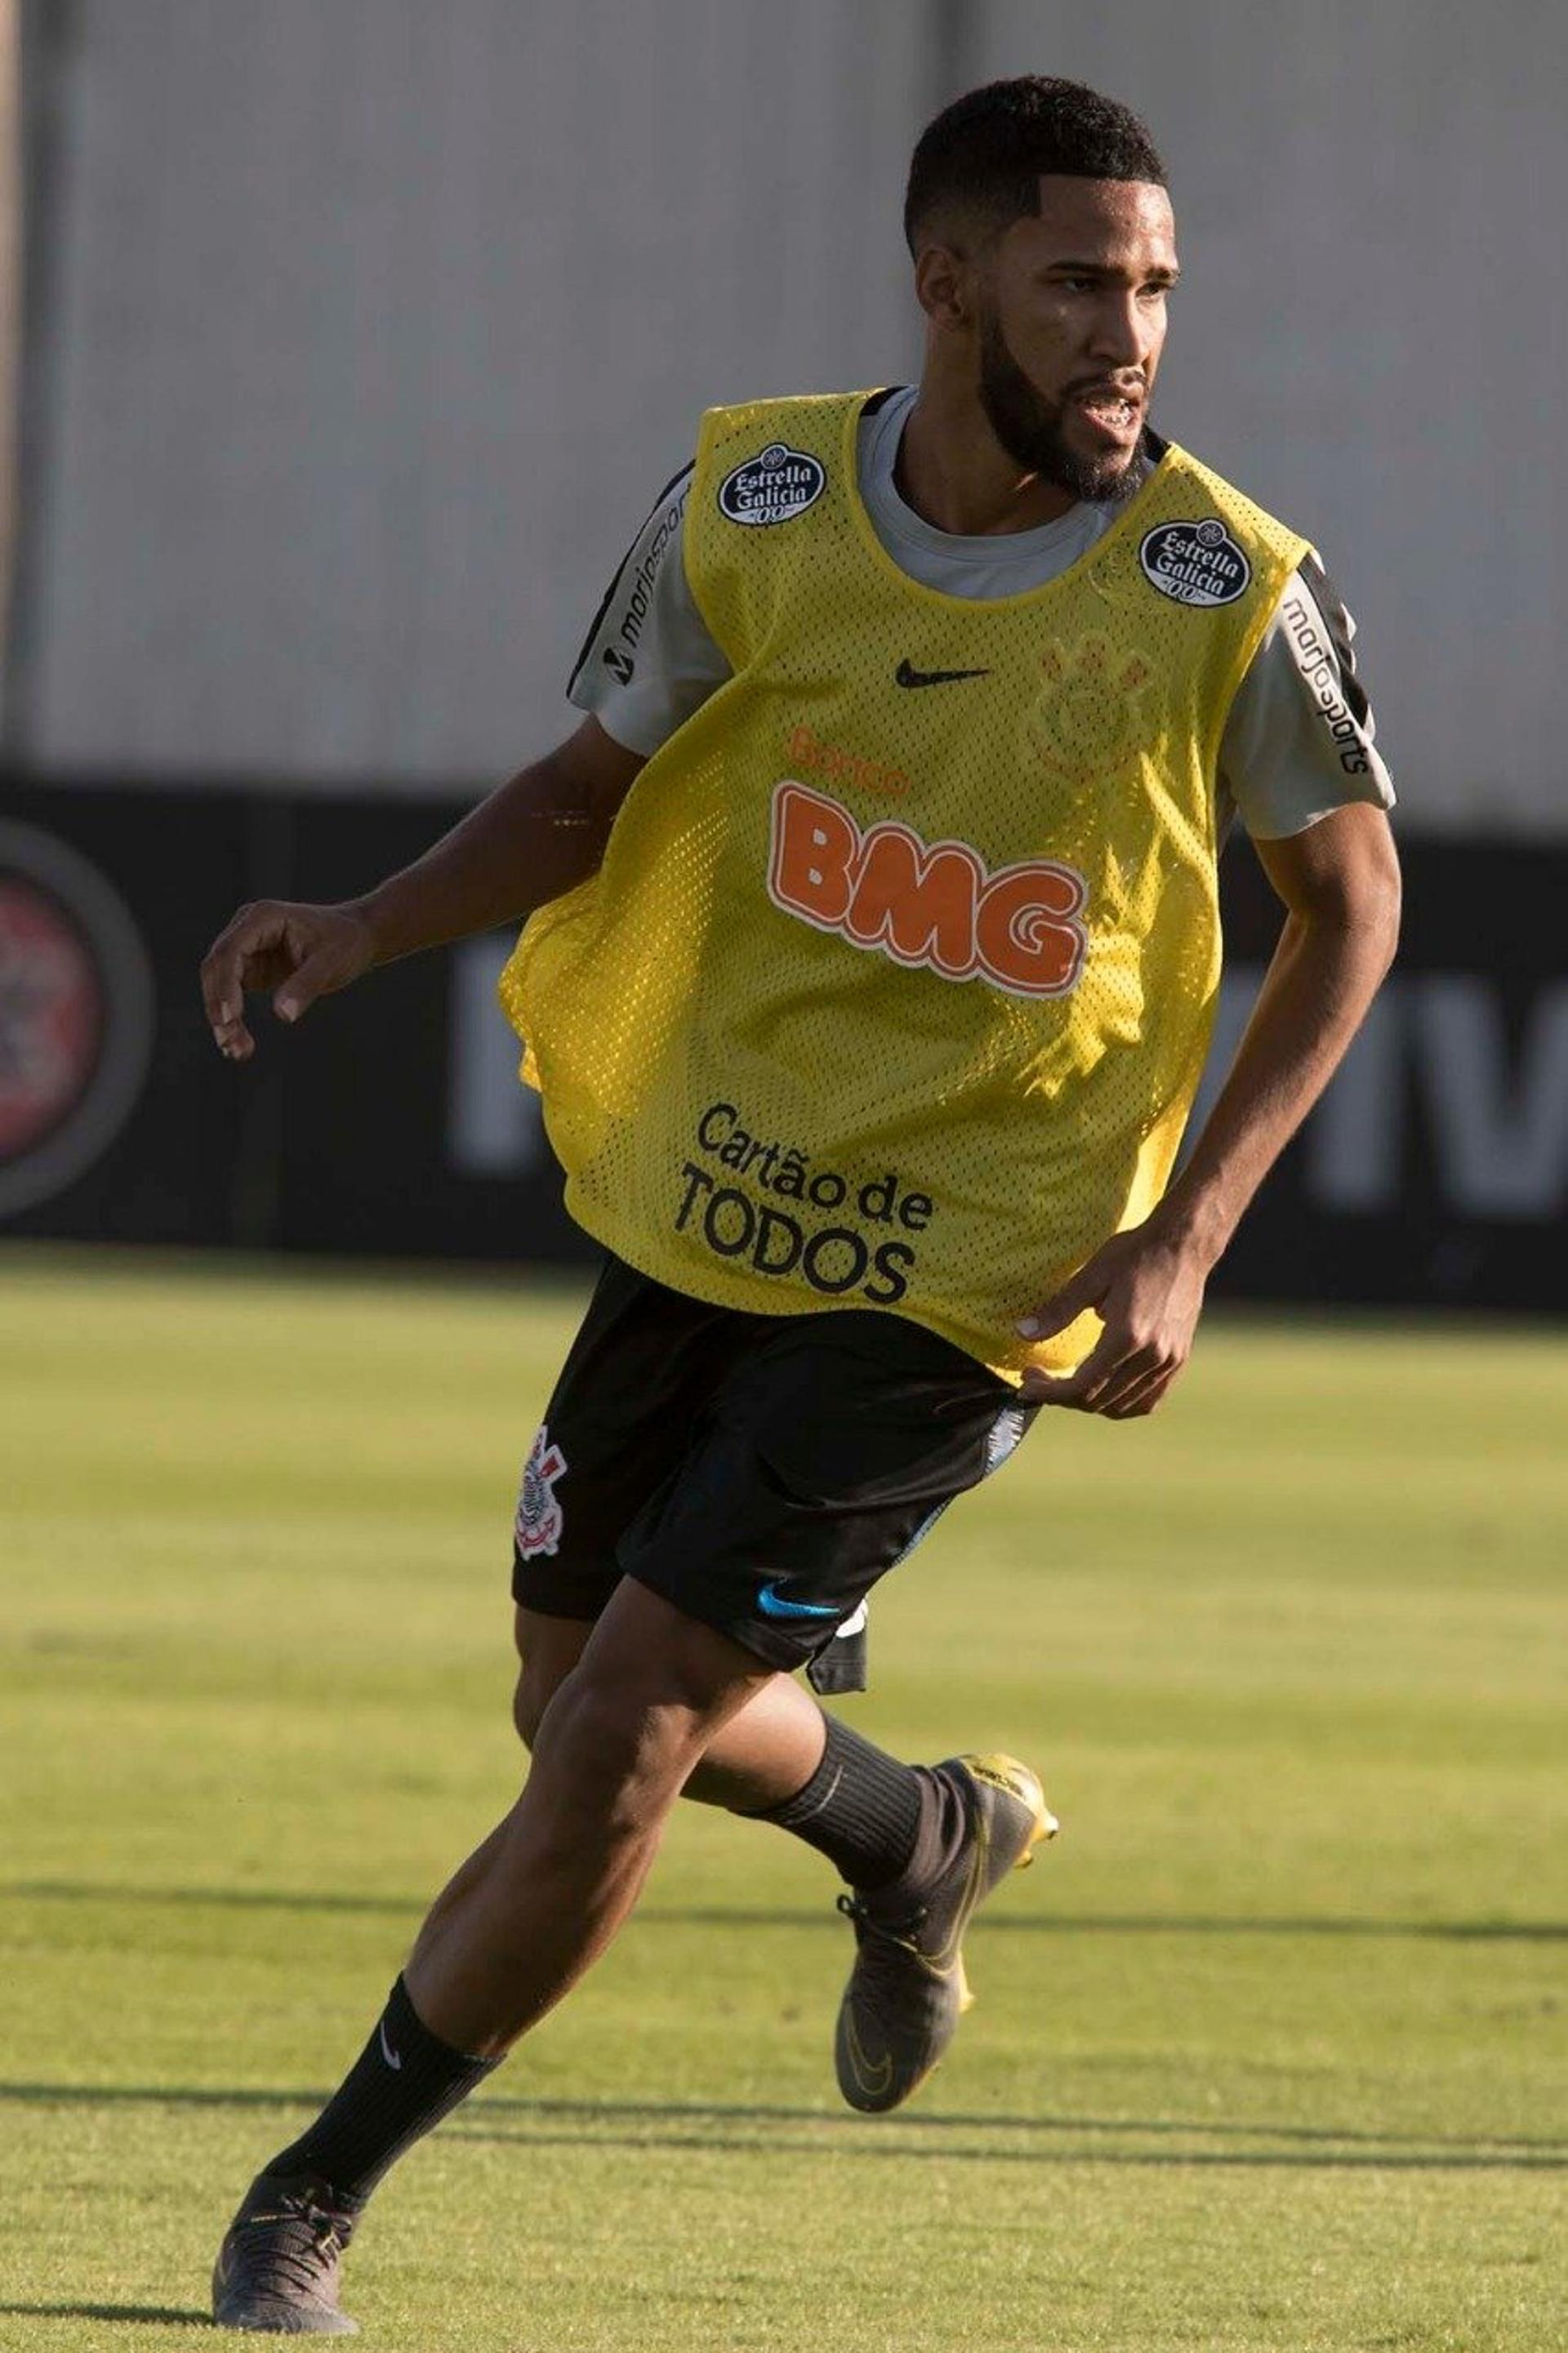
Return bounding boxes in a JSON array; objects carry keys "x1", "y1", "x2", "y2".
[
  {"x1": 894, "y1": 657, "x2": 991, "y2": 689},
  {"x1": 757, "y1": 1580, "x2": 840, "y2": 1621}
]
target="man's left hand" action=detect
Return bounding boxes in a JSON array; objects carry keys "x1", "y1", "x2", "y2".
[{"x1": 1016, "y1": 1218, "x2": 1210, "y2": 1417}]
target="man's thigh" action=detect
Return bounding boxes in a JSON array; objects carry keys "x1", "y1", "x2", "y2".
[
  {"x1": 510, "y1": 1253, "x2": 769, "y2": 1623},
  {"x1": 617, "y1": 1308, "x2": 1034, "y2": 1690}
]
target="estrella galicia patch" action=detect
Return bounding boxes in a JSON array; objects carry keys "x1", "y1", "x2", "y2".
[
  {"x1": 1138, "y1": 517, "x2": 1251, "y2": 608},
  {"x1": 718, "y1": 442, "x2": 826, "y2": 528}
]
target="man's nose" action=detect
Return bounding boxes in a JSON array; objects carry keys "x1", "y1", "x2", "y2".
[{"x1": 1087, "y1": 290, "x2": 1152, "y2": 368}]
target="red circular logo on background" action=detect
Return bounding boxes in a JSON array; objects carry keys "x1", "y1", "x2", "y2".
[
  {"x1": 0, "y1": 877, "x2": 108, "y2": 1160},
  {"x1": 0, "y1": 822, "x2": 154, "y2": 1219}
]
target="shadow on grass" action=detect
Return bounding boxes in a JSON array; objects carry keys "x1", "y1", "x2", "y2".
[
  {"x1": 7, "y1": 1881, "x2": 1565, "y2": 1943},
  {"x1": 3, "y1": 2080, "x2": 1562, "y2": 2168},
  {"x1": 0, "y1": 2303, "x2": 206, "y2": 2327},
  {"x1": 451, "y1": 2122, "x2": 1567, "y2": 2173}
]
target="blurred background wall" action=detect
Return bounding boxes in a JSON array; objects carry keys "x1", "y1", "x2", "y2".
[
  {"x1": 9, "y1": 0, "x2": 1566, "y2": 826},
  {"x1": 2, "y1": 0, "x2": 1564, "y2": 1296}
]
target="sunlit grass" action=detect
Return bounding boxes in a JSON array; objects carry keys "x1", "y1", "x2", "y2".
[{"x1": 1, "y1": 1251, "x2": 1563, "y2": 2351}]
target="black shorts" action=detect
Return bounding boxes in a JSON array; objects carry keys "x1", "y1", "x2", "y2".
[{"x1": 510, "y1": 1254, "x2": 1036, "y2": 1693}]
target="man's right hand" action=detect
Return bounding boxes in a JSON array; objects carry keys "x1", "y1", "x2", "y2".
[
  {"x1": 201, "y1": 899, "x2": 377, "y2": 1061},
  {"x1": 199, "y1": 722, "x2": 646, "y2": 1062}
]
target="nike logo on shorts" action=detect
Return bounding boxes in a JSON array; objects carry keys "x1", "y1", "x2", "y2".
[
  {"x1": 757, "y1": 1580, "x2": 840, "y2": 1621},
  {"x1": 379, "y1": 2021, "x2": 403, "y2": 2070}
]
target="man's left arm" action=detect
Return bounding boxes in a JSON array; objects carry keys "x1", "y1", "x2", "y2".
[{"x1": 1018, "y1": 801, "x2": 1401, "y2": 1415}]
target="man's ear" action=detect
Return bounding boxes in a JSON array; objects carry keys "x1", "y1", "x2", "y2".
[{"x1": 914, "y1": 240, "x2": 974, "y2": 333}]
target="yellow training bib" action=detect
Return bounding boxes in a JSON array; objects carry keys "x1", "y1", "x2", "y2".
[{"x1": 501, "y1": 390, "x2": 1308, "y2": 1378}]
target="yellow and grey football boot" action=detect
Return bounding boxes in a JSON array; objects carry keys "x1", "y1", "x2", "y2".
[{"x1": 834, "y1": 1753, "x2": 1057, "y2": 2114}]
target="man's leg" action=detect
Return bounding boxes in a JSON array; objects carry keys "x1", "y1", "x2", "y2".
[
  {"x1": 404, "y1": 1584, "x2": 776, "y2": 2051},
  {"x1": 510, "y1": 1604, "x2": 930, "y2": 1890},
  {"x1": 503, "y1": 1256, "x2": 937, "y2": 1894},
  {"x1": 596, "y1": 1312, "x2": 1057, "y2": 2119},
  {"x1": 212, "y1": 1583, "x2": 777, "y2": 2333}
]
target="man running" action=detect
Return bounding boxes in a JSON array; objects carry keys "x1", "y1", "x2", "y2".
[{"x1": 201, "y1": 76, "x2": 1399, "y2": 2333}]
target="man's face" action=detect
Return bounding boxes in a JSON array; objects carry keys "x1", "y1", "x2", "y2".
[{"x1": 974, "y1": 176, "x2": 1178, "y2": 502}]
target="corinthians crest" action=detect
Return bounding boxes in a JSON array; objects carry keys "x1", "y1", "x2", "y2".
[
  {"x1": 1023, "y1": 633, "x2": 1152, "y2": 784},
  {"x1": 515, "y1": 1424, "x2": 568, "y2": 1558}
]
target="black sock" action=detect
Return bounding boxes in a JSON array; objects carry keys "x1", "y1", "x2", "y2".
[
  {"x1": 753, "y1": 1713, "x2": 929, "y2": 1891},
  {"x1": 265, "y1": 1976, "x2": 496, "y2": 2210}
]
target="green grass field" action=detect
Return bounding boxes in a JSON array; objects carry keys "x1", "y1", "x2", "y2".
[{"x1": 1, "y1": 1250, "x2": 1563, "y2": 2352}]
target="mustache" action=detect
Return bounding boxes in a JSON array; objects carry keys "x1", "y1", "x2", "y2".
[{"x1": 1059, "y1": 376, "x2": 1147, "y2": 404}]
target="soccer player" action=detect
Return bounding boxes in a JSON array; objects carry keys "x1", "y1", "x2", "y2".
[{"x1": 201, "y1": 78, "x2": 1399, "y2": 2333}]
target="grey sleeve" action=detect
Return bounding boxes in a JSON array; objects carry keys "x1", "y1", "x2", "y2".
[
  {"x1": 566, "y1": 460, "x2": 733, "y2": 757},
  {"x1": 1218, "y1": 555, "x2": 1397, "y2": 840}
]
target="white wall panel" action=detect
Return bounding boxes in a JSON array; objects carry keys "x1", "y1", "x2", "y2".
[
  {"x1": 16, "y1": 0, "x2": 1567, "y2": 832},
  {"x1": 964, "y1": 1, "x2": 1567, "y2": 834},
  {"x1": 22, "y1": 0, "x2": 932, "y2": 784}
]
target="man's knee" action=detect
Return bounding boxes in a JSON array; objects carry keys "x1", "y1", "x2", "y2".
[
  {"x1": 539, "y1": 1671, "x2": 670, "y2": 1785},
  {"x1": 528, "y1": 1584, "x2": 774, "y2": 1821}
]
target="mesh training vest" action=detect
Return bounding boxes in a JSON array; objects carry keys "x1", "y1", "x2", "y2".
[{"x1": 501, "y1": 390, "x2": 1309, "y2": 1378}]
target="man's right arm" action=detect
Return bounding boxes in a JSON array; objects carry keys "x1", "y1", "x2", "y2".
[{"x1": 201, "y1": 715, "x2": 645, "y2": 1061}]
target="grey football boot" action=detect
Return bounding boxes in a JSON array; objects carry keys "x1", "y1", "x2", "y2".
[
  {"x1": 834, "y1": 1752, "x2": 1057, "y2": 2114},
  {"x1": 212, "y1": 2172, "x2": 359, "y2": 2334}
]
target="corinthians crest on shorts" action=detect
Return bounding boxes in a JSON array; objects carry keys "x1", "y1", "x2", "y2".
[{"x1": 515, "y1": 1424, "x2": 568, "y2": 1558}]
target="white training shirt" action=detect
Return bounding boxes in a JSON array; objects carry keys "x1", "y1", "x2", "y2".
[{"x1": 569, "y1": 385, "x2": 1396, "y2": 842}]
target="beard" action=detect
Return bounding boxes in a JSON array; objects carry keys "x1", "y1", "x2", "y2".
[{"x1": 977, "y1": 307, "x2": 1144, "y2": 506}]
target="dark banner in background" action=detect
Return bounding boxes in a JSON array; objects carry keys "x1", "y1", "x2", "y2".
[{"x1": 2, "y1": 782, "x2": 1564, "y2": 1311}]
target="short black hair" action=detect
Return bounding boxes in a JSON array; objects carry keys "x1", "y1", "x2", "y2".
[{"x1": 904, "y1": 77, "x2": 1167, "y2": 255}]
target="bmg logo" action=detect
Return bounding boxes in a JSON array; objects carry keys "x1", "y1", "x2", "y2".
[{"x1": 766, "y1": 781, "x2": 1087, "y2": 1000}]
